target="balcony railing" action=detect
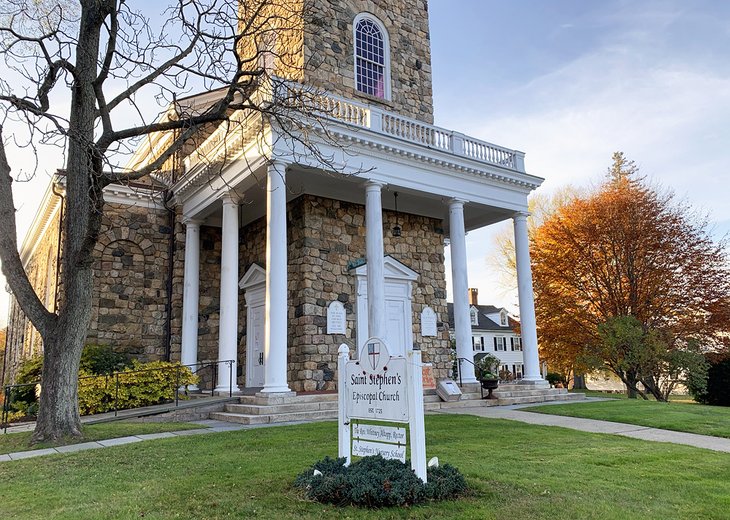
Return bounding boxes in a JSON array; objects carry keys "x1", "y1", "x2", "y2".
[{"x1": 177, "y1": 78, "x2": 527, "y2": 184}]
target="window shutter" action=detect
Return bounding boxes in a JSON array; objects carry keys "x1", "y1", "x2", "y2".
[
  {"x1": 510, "y1": 337, "x2": 514, "y2": 351},
  {"x1": 493, "y1": 337, "x2": 497, "y2": 351}
]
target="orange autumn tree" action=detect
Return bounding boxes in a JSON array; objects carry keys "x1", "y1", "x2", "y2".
[{"x1": 531, "y1": 153, "x2": 730, "y2": 400}]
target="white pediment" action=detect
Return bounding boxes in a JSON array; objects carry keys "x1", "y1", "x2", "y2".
[
  {"x1": 353, "y1": 256, "x2": 419, "y2": 281},
  {"x1": 239, "y1": 263, "x2": 266, "y2": 289}
]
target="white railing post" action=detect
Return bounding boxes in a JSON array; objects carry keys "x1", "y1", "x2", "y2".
[
  {"x1": 338, "y1": 344, "x2": 351, "y2": 465},
  {"x1": 450, "y1": 132, "x2": 466, "y2": 156},
  {"x1": 407, "y1": 347, "x2": 427, "y2": 482},
  {"x1": 514, "y1": 151, "x2": 526, "y2": 172},
  {"x1": 369, "y1": 107, "x2": 383, "y2": 132}
]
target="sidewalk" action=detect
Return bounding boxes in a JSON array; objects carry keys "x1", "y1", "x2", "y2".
[
  {"x1": 3, "y1": 401, "x2": 729, "y2": 462},
  {"x1": 0, "y1": 419, "x2": 291, "y2": 463},
  {"x1": 438, "y1": 400, "x2": 730, "y2": 453}
]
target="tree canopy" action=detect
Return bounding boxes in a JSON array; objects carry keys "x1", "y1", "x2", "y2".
[{"x1": 531, "y1": 153, "x2": 730, "y2": 399}]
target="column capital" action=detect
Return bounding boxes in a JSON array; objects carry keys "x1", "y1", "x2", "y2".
[
  {"x1": 448, "y1": 198, "x2": 467, "y2": 209},
  {"x1": 221, "y1": 191, "x2": 241, "y2": 206},
  {"x1": 267, "y1": 159, "x2": 289, "y2": 170},
  {"x1": 365, "y1": 180, "x2": 385, "y2": 192},
  {"x1": 182, "y1": 216, "x2": 203, "y2": 227},
  {"x1": 513, "y1": 210, "x2": 530, "y2": 221}
]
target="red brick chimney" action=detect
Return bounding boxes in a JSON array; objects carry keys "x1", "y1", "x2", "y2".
[{"x1": 468, "y1": 288, "x2": 478, "y2": 305}]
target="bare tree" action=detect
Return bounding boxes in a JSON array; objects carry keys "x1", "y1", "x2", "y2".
[{"x1": 0, "y1": 0, "x2": 332, "y2": 442}]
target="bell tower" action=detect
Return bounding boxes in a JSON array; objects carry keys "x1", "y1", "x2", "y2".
[{"x1": 239, "y1": 0, "x2": 434, "y2": 123}]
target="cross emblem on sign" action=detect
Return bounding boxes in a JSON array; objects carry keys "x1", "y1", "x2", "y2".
[{"x1": 367, "y1": 341, "x2": 380, "y2": 370}]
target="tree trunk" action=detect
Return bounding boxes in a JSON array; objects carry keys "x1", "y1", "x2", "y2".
[
  {"x1": 32, "y1": 265, "x2": 94, "y2": 442},
  {"x1": 31, "y1": 2, "x2": 108, "y2": 443},
  {"x1": 573, "y1": 373, "x2": 587, "y2": 390}
]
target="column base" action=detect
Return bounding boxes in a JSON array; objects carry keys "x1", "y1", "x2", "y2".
[
  {"x1": 458, "y1": 377, "x2": 479, "y2": 385},
  {"x1": 258, "y1": 386, "x2": 294, "y2": 395},
  {"x1": 518, "y1": 378, "x2": 549, "y2": 388},
  {"x1": 213, "y1": 384, "x2": 241, "y2": 395}
]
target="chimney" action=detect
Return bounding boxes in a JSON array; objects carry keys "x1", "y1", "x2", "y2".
[{"x1": 468, "y1": 288, "x2": 478, "y2": 305}]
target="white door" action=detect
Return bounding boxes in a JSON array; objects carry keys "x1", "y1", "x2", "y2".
[
  {"x1": 247, "y1": 305, "x2": 265, "y2": 387},
  {"x1": 385, "y1": 299, "x2": 407, "y2": 356}
]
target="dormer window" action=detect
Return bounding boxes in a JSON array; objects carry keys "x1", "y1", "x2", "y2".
[
  {"x1": 354, "y1": 14, "x2": 390, "y2": 99},
  {"x1": 470, "y1": 307, "x2": 479, "y2": 326},
  {"x1": 500, "y1": 311, "x2": 508, "y2": 327}
]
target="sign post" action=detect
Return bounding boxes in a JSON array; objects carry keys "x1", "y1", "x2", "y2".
[{"x1": 338, "y1": 338, "x2": 427, "y2": 482}]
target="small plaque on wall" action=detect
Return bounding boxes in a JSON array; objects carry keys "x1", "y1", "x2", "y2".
[
  {"x1": 327, "y1": 301, "x2": 346, "y2": 334},
  {"x1": 421, "y1": 306, "x2": 437, "y2": 337}
]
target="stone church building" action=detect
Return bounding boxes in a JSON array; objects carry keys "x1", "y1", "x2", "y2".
[{"x1": 3, "y1": 0, "x2": 545, "y2": 395}]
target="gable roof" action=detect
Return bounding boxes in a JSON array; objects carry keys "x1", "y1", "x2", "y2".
[{"x1": 446, "y1": 303, "x2": 519, "y2": 332}]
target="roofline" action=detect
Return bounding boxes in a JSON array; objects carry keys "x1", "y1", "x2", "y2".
[{"x1": 20, "y1": 176, "x2": 64, "y2": 268}]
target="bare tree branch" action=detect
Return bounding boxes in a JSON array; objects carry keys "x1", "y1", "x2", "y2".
[{"x1": 0, "y1": 125, "x2": 57, "y2": 335}]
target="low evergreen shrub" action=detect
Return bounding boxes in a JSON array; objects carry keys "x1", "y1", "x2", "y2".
[
  {"x1": 689, "y1": 354, "x2": 730, "y2": 406},
  {"x1": 6, "y1": 353, "x2": 197, "y2": 418},
  {"x1": 80, "y1": 344, "x2": 133, "y2": 375},
  {"x1": 294, "y1": 455, "x2": 468, "y2": 508},
  {"x1": 78, "y1": 360, "x2": 197, "y2": 415}
]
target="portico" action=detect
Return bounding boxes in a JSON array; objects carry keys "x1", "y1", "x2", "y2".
[{"x1": 173, "y1": 81, "x2": 545, "y2": 394}]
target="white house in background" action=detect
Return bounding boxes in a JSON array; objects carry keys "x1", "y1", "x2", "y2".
[{"x1": 447, "y1": 288, "x2": 525, "y2": 380}]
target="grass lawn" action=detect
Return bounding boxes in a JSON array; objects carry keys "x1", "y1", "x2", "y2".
[
  {"x1": 522, "y1": 399, "x2": 730, "y2": 438},
  {"x1": 0, "y1": 421, "x2": 201, "y2": 455},
  {"x1": 1, "y1": 415, "x2": 728, "y2": 519}
]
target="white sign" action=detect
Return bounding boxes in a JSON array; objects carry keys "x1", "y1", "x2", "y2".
[
  {"x1": 420, "y1": 306, "x2": 437, "y2": 337},
  {"x1": 344, "y1": 338, "x2": 408, "y2": 422},
  {"x1": 353, "y1": 423, "x2": 406, "y2": 444},
  {"x1": 352, "y1": 439, "x2": 406, "y2": 462},
  {"x1": 338, "y1": 340, "x2": 427, "y2": 481},
  {"x1": 327, "y1": 301, "x2": 346, "y2": 334}
]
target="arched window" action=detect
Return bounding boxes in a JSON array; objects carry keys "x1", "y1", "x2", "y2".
[
  {"x1": 354, "y1": 14, "x2": 390, "y2": 99},
  {"x1": 500, "y1": 311, "x2": 508, "y2": 327}
]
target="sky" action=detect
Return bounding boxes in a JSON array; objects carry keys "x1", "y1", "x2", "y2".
[{"x1": 1, "y1": 0, "x2": 729, "y2": 326}]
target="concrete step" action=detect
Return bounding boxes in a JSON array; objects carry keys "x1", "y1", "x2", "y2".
[
  {"x1": 238, "y1": 393, "x2": 338, "y2": 406},
  {"x1": 492, "y1": 389, "x2": 565, "y2": 398},
  {"x1": 225, "y1": 400, "x2": 338, "y2": 415},
  {"x1": 211, "y1": 408, "x2": 338, "y2": 425}
]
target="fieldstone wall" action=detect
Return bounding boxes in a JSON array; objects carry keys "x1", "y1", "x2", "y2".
[
  {"x1": 286, "y1": 194, "x2": 450, "y2": 392},
  {"x1": 237, "y1": 0, "x2": 434, "y2": 123},
  {"x1": 303, "y1": 0, "x2": 434, "y2": 123},
  {"x1": 87, "y1": 203, "x2": 171, "y2": 360}
]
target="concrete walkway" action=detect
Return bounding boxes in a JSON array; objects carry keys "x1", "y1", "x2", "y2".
[
  {"x1": 438, "y1": 400, "x2": 730, "y2": 453},
  {"x1": 0, "y1": 419, "x2": 303, "y2": 463},
  {"x1": 3, "y1": 400, "x2": 729, "y2": 462}
]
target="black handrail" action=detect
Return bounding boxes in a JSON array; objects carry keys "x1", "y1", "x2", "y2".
[
  {"x1": 456, "y1": 357, "x2": 485, "y2": 399},
  {"x1": 1, "y1": 359, "x2": 236, "y2": 433},
  {"x1": 456, "y1": 357, "x2": 477, "y2": 387}
]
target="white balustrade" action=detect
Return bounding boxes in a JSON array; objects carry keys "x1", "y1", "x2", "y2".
[{"x1": 177, "y1": 78, "x2": 526, "y2": 181}]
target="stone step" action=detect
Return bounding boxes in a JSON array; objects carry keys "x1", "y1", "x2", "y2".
[
  {"x1": 211, "y1": 408, "x2": 338, "y2": 425},
  {"x1": 225, "y1": 400, "x2": 338, "y2": 415},
  {"x1": 238, "y1": 393, "x2": 338, "y2": 406},
  {"x1": 495, "y1": 393, "x2": 585, "y2": 406},
  {"x1": 492, "y1": 389, "x2": 566, "y2": 398}
]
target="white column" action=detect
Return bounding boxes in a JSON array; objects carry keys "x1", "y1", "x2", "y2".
[
  {"x1": 180, "y1": 217, "x2": 201, "y2": 390},
  {"x1": 449, "y1": 199, "x2": 477, "y2": 384},
  {"x1": 365, "y1": 181, "x2": 386, "y2": 340},
  {"x1": 261, "y1": 163, "x2": 292, "y2": 394},
  {"x1": 514, "y1": 211, "x2": 543, "y2": 382},
  {"x1": 215, "y1": 192, "x2": 241, "y2": 393}
]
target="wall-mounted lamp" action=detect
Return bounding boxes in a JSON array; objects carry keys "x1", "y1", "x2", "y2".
[{"x1": 392, "y1": 192, "x2": 402, "y2": 237}]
